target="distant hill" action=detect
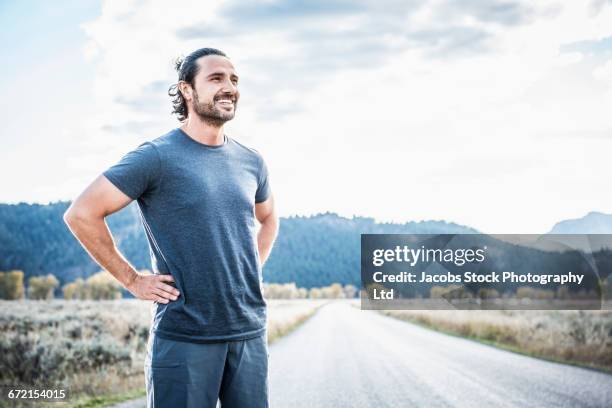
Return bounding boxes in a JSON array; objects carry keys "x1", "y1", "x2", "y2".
[
  {"x1": 548, "y1": 212, "x2": 612, "y2": 234},
  {"x1": 0, "y1": 202, "x2": 146, "y2": 286},
  {"x1": 264, "y1": 212, "x2": 478, "y2": 287},
  {"x1": 0, "y1": 202, "x2": 478, "y2": 288}
]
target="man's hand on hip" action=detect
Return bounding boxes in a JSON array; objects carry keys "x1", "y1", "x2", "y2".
[{"x1": 126, "y1": 273, "x2": 180, "y2": 304}]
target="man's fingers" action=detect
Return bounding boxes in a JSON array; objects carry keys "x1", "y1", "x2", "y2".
[
  {"x1": 156, "y1": 282, "x2": 180, "y2": 296},
  {"x1": 138, "y1": 274, "x2": 177, "y2": 302},
  {"x1": 153, "y1": 288, "x2": 178, "y2": 301},
  {"x1": 156, "y1": 274, "x2": 175, "y2": 283},
  {"x1": 153, "y1": 295, "x2": 169, "y2": 304}
]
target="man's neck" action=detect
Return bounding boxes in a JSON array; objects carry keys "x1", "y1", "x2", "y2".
[{"x1": 180, "y1": 116, "x2": 225, "y2": 146}]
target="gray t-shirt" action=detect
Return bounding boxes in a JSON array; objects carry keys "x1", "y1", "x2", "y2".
[{"x1": 103, "y1": 128, "x2": 271, "y2": 343}]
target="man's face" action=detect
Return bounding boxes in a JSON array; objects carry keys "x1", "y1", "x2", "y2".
[{"x1": 185, "y1": 55, "x2": 240, "y2": 126}]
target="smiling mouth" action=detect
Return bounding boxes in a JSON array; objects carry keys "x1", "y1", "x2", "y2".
[{"x1": 215, "y1": 97, "x2": 235, "y2": 108}]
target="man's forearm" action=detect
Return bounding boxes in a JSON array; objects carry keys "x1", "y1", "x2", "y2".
[
  {"x1": 257, "y1": 215, "x2": 279, "y2": 267},
  {"x1": 64, "y1": 212, "x2": 139, "y2": 288}
]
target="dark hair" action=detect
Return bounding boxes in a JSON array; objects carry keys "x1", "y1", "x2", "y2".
[{"x1": 168, "y1": 47, "x2": 228, "y2": 121}]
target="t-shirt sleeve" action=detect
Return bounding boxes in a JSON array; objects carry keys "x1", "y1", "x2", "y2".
[
  {"x1": 102, "y1": 142, "x2": 161, "y2": 200},
  {"x1": 255, "y1": 155, "x2": 271, "y2": 203}
]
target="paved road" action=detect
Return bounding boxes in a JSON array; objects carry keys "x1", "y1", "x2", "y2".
[{"x1": 269, "y1": 302, "x2": 612, "y2": 408}]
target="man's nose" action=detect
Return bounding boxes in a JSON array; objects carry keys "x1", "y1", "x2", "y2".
[{"x1": 221, "y1": 79, "x2": 237, "y2": 93}]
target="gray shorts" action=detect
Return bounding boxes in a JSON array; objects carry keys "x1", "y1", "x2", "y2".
[{"x1": 144, "y1": 331, "x2": 269, "y2": 408}]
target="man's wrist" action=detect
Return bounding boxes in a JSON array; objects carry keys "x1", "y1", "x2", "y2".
[{"x1": 123, "y1": 270, "x2": 140, "y2": 289}]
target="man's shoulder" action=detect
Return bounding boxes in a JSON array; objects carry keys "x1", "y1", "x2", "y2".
[
  {"x1": 229, "y1": 136, "x2": 264, "y2": 162},
  {"x1": 147, "y1": 128, "x2": 180, "y2": 150}
]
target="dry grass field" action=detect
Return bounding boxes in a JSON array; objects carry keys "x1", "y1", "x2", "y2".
[
  {"x1": 0, "y1": 299, "x2": 326, "y2": 406},
  {"x1": 379, "y1": 307, "x2": 612, "y2": 372}
]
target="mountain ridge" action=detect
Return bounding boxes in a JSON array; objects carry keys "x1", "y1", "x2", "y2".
[
  {"x1": 0, "y1": 201, "x2": 477, "y2": 288},
  {"x1": 548, "y1": 211, "x2": 612, "y2": 234}
]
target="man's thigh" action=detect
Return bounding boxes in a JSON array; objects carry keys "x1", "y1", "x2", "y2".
[
  {"x1": 219, "y1": 333, "x2": 269, "y2": 408},
  {"x1": 144, "y1": 333, "x2": 228, "y2": 408}
]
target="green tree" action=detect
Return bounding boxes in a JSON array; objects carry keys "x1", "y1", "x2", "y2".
[
  {"x1": 62, "y1": 278, "x2": 88, "y2": 300},
  {"x1": 309, "y1": 287, "x2": 322, "y2": 299},
  {"x1": 28, "y1": 274, "x2": 59, "y2": 300},
  {"x1": 86, "y1": 271, "x2": 122, "y2": 300},
  {"x1": 0, "y1": 270, "x2": 25, "y2": 300},
  {"x1": 321, "y1": 283, "x2": 345, "y2": 299},
  {"x1": 343, "y1": 284, "x2": 357, "y2": 298},
  {"x1": 477, "y1": 288, "x2": 500, "y2": 299}
]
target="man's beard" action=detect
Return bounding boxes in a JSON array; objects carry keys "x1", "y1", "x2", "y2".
[{"x1": 192, "y1": 89, "x2": 237, "y2": 127}]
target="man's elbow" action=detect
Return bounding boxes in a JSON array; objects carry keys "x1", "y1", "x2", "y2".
[
  {"x1": 63, "y1": 207, "x2": 79, "y2": 229},
  {"x1": 63, "y1": 204, "x2": 93, "y2": 230},
  {"x1": 263, "y1": 213, "x2": 280, "y2": 234}
]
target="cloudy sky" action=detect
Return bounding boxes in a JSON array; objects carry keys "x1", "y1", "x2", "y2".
[{"x1": 1, "y1": 0, "x2": 611, "y2": 233}]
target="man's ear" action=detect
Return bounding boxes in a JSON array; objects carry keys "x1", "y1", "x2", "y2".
[{"x1": 178, "y1": 81, "x2": 192, "y2": 101}]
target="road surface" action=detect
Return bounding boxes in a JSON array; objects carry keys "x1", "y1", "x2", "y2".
[{"x1": 269, "y1": 302, "x2": 612, "y2": 407}]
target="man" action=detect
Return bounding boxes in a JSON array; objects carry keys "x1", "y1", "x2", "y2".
[{"x1": 64, "y1": 47, "x2": 279, "y2": 407}]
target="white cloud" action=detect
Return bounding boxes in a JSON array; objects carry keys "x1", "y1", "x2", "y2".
[
  {"x1": 593, "y1": 58, "x2": 612, "y2": 81},
  {"x1": 88, "y1": 1, "x2": 612, "y2": 232}
]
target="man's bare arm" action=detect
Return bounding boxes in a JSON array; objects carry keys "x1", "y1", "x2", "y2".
[
  {"x1": 255, "y1": 193, "x2": 279, "y2": 267},
  {"x1": 63, "y1": 175, "x2": 180, "y2": 304}
]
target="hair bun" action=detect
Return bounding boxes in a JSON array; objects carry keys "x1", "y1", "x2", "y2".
[{"x1": 173, "y1": 56, "x2": 185, "y2": 72}]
